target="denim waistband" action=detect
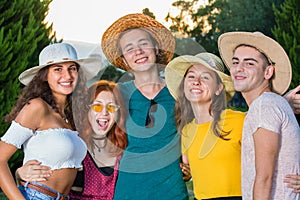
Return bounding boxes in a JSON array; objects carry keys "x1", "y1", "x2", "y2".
[{"x1": 20, "y1": 181, "x2": 69, "y2": 200}]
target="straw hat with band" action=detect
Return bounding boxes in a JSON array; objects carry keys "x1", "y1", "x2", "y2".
[
  {"x1": 218, "y1": 31, "x2": 292, "y2": 95},
  {"x1": 165, "y1": 52, "x2": 235, "y2": 103},
  {"x1": 19, "y1": 43, "x2": 102, "y2": 85},
  {"x1": 101, "y1": 13, "x2": 175, "y2": 71}
]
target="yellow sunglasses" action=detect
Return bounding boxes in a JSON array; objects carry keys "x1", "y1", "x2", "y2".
[{"x1": 89, "y1": 103, "x2": 120, "y2": 113}]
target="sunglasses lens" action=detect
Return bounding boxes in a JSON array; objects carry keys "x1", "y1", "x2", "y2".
[
  {"x1": 90, "y1": 104, "x2": 119, "y2": 113},
  {"x1": 91, "y1": 104, "x2": 104, "y2": 112},
  {"x1": 107, "y1": 105, "x2": 119, "y2": 113}
]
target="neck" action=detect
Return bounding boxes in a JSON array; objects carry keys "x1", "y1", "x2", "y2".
[
  {"x1": 242, "y1": 84, "x2": 271, "y2": 106},
  {"x1": 90, "y1": 137, "x2": 108, "y2": 153},
  {"x1": 191, "y1": 102, "x2": 213, "y2": 124},
  {"x1": 54, "y1": 94, "x2": 68, "y2": 114},
  {"x1": 133, "y1": 69, "x2": 162, "y2": 85},
  {"x1": 92, "y1": 136, "x2": 107, "y2": 140},
  {"x1": 133, "y1": 76, "x2": 165, "y2": 100}
]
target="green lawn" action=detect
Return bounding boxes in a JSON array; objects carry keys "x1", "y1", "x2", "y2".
[{"x1": 186, "y1": 180, "x2": 194, "y2": 199}]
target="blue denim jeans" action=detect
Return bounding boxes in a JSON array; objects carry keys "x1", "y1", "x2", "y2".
[{"x1": 19, "y1": 181, "x2": 69, "y2": 200}]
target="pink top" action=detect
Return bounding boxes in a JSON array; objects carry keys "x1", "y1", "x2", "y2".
[{"x1": 69, "y1": 152, "x2": 121, "y2": 200}]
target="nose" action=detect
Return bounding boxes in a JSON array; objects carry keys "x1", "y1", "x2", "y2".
[
  {"x1": 134, "y1": 45, "x2": 144, "y2": 55},
  {"x1": 192, "y1": 77, "x2": 202, "y2": 85},
  {"x1": 232, "y1": 63, "x2": 244, "y2": 72},
  {"x1": 62, "y1": 69, "x2": 72, "y2": 80},
  {"x1": 101, "y1": 105, "x2": 109, "y2": 115}
]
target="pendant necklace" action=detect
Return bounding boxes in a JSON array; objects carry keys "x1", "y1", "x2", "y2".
[{"x1": 93, "y1": 137, "x2": 107, "y2": 153}]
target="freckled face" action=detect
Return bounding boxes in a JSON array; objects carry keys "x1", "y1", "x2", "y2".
[{"x1": 184, "y1": 64, "x2": 220, "y2": 104}]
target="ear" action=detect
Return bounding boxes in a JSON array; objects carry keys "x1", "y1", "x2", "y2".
[
  {"x1": 215, "y1": 83, "x2": 224, "y2": 95},
  {"x1": 155, "y1": 45, "x2": 159, "y2": 55},
  {"x1": 122, "y1": 57, "x2": 129, "y2": 66},
  {"x1": 264, "y1": 65, "x2": 274, "y2": 80}
]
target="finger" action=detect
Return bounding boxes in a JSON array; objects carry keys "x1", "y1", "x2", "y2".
[
  {"x1": 25, "y1": 173, "x2": 50, "y2": 181},
  {"x1": 294, "y1": 93, "x2": 300, "y2": 100},
  {"x1": 285, "y1": 179, "x2": 300, "y2": 188},
  {"x1": 290, "y1": 85, "x2": 300, "y2": 95},
  {"x1": 32, "y1": 169, "x2": 52, "y2": 176},
  {"x1": 294, "y1": 86, "x2": 300, "y2": 93},
  {"x1": 182, "y1": 169, "x2": 188, "y2": 174},
  {"x1": 294, "y1": 187, "x2": 300, "y2": 193},
  {"x1": 28, "y1": 163, "x2": 50, "y2": 169},
  {"x1": 24, "y1": 160, "x2": 42, "y2": 166},
  {"x1": 285, "y1": 174, "x2": 300, "y2": 179}
]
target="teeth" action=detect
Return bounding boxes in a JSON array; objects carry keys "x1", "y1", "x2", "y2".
[
  {"x1": 97, "y1": 119, "x2": 108, "y2": 126},
  {"x1": 136, "y1": 58, "x2": 147, "y2": 63},
  {"x1": 191, "y1": 89, "x2": 202, "y2": 93},
  {"x1": 60, "y1": 82, "x2": 71, "y2": 86}
]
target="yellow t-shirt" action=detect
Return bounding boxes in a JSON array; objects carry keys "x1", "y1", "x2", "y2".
[{"x1": 182, "y1": 109, "x2": 245, "y2": 199}]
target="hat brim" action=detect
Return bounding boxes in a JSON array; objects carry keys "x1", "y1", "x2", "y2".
[
  {"x1": 165, "y1": 55, "x2": 235, "y2": 103},
  {"x1": 218, "y1": 31, "x2": 292, "y2": 95},
  {"x1": 101, "y1": 13, "x2": 175, "y2": 71},
  {"x1": 19, "y1": 58, "x2": 102, "y2": 85}
]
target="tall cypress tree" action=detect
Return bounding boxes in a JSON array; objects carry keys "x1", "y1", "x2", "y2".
[
  {"x1": 272, "y1": 0, "x2": 300, "y2": 90},
  {"x1": 0, "y1": 0, "x2": 55, "y2": 171},
  {"x1": 272, "y1": 0, "x2": 300, "y2": 124}
]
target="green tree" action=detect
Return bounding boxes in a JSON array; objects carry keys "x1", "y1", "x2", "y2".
[
  {"x1": 272, "y1": 0, "x2": 300, "y2": 124},
  {"x1": 0, "y1": 0, "x2": 55, "y2": 173},
  {"x1": 272, "y1": 0, "x2": 300, "y2": 90},
  {"x1": 166, "y1": 0, "x2": 284, "y2": 54},
  {"x1": 142, "y1": 8, "x2": 156, "y2": 19}
]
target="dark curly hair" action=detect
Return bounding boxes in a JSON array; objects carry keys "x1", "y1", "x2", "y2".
[{"x1": 5, "y1": 64, "x2": 89, "y2": 131}]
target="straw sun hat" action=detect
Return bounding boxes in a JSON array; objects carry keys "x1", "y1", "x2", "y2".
[
  {"x1": 165, "y1": 52, "x2": 235, "y2": 102},
  {"x1": 101, "y1": 13, "x2": 175, "y2": 71},
  {"x1": 218, "y1": 31, "x2": 292, "y2": 95},
  {"x1": 19, "y1": 43, "x2": 101, "y2": 85}
]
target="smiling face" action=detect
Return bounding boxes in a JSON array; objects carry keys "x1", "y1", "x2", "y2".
[
  {"x1": 88, "y1": 91, "x2": 119, "y2": 138},
  {"x1": 184, "y1": 64, "x2": 223, "y2": 105},
  {"x1": 47, "y1": 61, "x2": 78, "y2": 98},
  {"x1": 230, "y1": 45, "x2": 274, "y2": 95},
  {"x1": 119, "y1": 28, "x2": 158, "y2": 72}
]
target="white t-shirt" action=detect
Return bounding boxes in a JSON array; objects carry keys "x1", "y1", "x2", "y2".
[{"x1": 242, "y1": 92, "x2": 300, "y2": 200}]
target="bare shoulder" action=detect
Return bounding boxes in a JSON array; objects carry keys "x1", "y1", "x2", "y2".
[
  {"x1": 23, "y1": 98, "x2": 50, "y2": 114},
  {"x1": 15, "y1": 98, "x2": 50, "y2": 129}
]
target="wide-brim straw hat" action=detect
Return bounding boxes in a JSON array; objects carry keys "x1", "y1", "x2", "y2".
[
  {"x1": 19, "y1": 43, "x2": 102, "y2": 85},
  {"x1": 101, "y1": 13, "x2": 175, "y2": 71},
  {"x1": 165, "y1": 52, "x2": 235, "y2": 103},
  {"x1": 218, "y1": 31, "x2": 292, "y2": 95}
]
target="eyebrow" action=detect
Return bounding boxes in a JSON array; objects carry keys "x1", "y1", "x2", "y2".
[
  {"x1": 123, "y1": 38, "x2": 150, "y2": 49},
  {"x1": 232, "y1": 57, "x2": 259, "y2": 63},
  {"x1": 186, "y1": 70, "x2": 213, "y2": 77}
]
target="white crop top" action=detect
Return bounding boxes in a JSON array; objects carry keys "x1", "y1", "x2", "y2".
[{"x1": 1, "y1": 121, "x2": 87, "y2": 170}]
